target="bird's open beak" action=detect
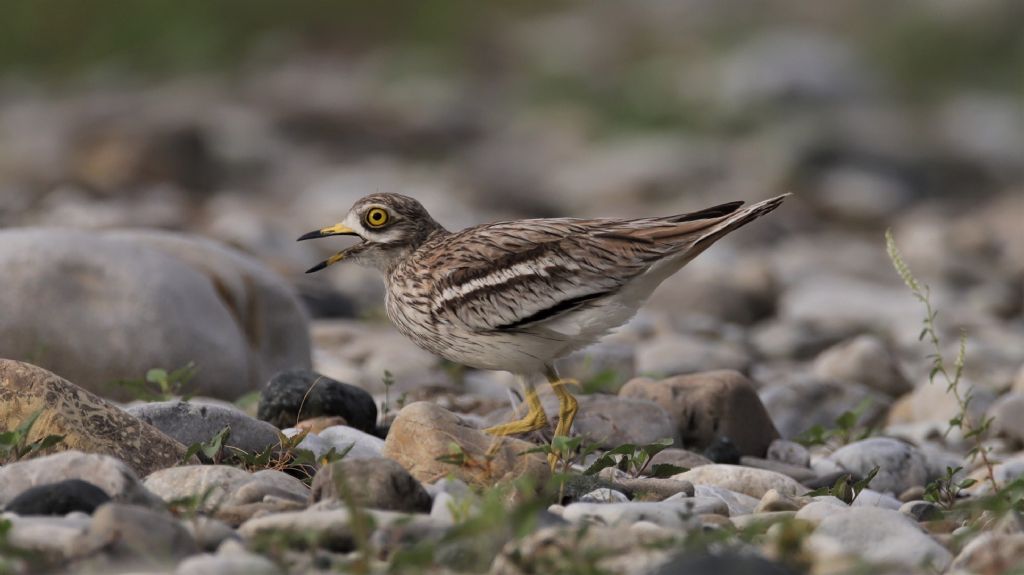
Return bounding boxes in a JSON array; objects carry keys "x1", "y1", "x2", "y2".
[
  {"x1": 298, "y1": 223, "x2": 362, "y2": 273},
  {"x1": 297, "y1": 223, "x2": 359, "y2": 242}
]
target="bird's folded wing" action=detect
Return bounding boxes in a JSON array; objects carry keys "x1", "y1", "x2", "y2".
[{"x1": 429, "y1": 218, "x2": 709, "y2": 332}]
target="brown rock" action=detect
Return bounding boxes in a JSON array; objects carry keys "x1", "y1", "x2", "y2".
[
  {"x1": 619, "y1": 370, "x2": 780, "y2": 457},
  {"x1": 296, "y1": 416, "x2": 348, "y2": 434},
  {"x1": 650, "y1": 448, "x2": 712, "y2": 470},
  {"x1": 0, "y1": 360, "x2": 189, "y2": 476},
  {"x1": 382, "y1": 402, "x2": 550, "y2": 486}
]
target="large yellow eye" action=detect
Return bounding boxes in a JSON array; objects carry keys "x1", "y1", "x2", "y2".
[{"x1": 365, "y1": 208, "x2": 389, "y2": 228}]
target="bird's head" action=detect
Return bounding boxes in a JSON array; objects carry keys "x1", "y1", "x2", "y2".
[{"x1": 298, "y1": 193, "x2": 443, "y2": 273}]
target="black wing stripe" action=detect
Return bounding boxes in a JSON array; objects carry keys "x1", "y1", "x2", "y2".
[{"x1": 495, "y1": 290, "x2": 609, "y2": 330}]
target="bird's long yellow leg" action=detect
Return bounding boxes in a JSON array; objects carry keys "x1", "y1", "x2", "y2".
[
  {"x1": 546, "y1": 366, "x2": 580, "y2": 440},
  {"x1": 484, "y1": 383, "x2": 548, "y2": 436}
]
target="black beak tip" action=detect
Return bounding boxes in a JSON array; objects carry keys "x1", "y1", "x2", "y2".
[
  {"x1": 297, "y1": 230, "x2": 323, "y2": 242},
  {"x1": 305, "y1": 261, "x2": 328, "y2": 274}
]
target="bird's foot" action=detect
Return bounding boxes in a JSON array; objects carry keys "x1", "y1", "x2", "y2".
[
  {"x1": 483, "y1": 408, "x2": 548, "y2": 437},
  {"x1": 549, "y1": 378, "x2": 580, "y2": 440}
]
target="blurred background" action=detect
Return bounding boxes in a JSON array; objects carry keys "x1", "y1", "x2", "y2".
[{"x1": 1, "y1": 0, "x2": 1021, "y2": 423}]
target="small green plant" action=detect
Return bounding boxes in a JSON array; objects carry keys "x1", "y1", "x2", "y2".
[
  {"x1": 583, "y1": 438, "x2": 687, "y2": 479},
  {"x1": 797, "y1": 398, "x2": 876, "y2": 448},
  {"x1": 110, "y1": 361, "x2": 198, "y2": 401},
  {"x1": 807, "y1": 466, "x2": 880, "y2": 504},
  {"x1": 182, "y1": 426, "x2": 348, "y2": 482},
  {"x1": 0, "y1": 409, "x2": 64, "y2": 464},
  {"x1": 380, "y1": 369, "x2": 396, "y2": 426},
  {"x1": 580, "y1": 367, "x2": 621, "y2": 395},
  {"x1": 522, "y1": 435, "x2": 601, "y2": 476},
  {"x1": 886, "y1": 229, "x2": 997, "y2": 491},
  {"x1": 923, "y1": 465, "x2": 976, "y2": 509}
]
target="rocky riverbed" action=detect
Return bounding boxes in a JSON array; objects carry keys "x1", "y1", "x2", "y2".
[{"x1": 1, "y1": 1, "x2": 1022, "y2": 573}]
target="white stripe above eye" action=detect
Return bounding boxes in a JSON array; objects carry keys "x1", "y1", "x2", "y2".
[{"x1": 435, "y1": 259, "x2": 574, "y2": 308}]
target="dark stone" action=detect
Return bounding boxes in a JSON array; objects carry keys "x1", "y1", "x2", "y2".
[
  {"x1": 258, "y1": 369, "x2": 377, "y2": 432},
  {"x1": 703, "y1": 436, "x2": 741, "y2": 464},
  {"x1": 653, "y1": 552, "x2": 799, "y2": 575},
  {"x1": 310, "y1": 457, "x2": 432, "y2": 513},
  {"x1": 5, "y1": 479, "x2": 111, "y2": 516},
  {"x1": 296, "y1": 283, "x2": 357, "y2": 319}
]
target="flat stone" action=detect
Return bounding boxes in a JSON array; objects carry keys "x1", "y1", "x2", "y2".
[
  {"x1": 828, "y1": 437, "x2": 929, "y2": 495},
  {"x1": 561, "y1": 501, "x2": 707, "y2": 528},
  {"x1": 650, "y1": 448, "x2": 712, "y2": 470},
  {"x1": 0, "y1": 361, "x2": 189, "y2": 476},
  {"x1": 795, "y1": 498, "x2": 849, "y2": 524},
  {"x1": 127, "y1": 400, "x2": 282, "y2": 454},
  {"x1": 673, "y1": 464, "x2": 807, "y2": 499},
  {"x1": 2, "y1": 513, "x2": 92, "y2": 561},
  {"x1": 310, "y1": 457, "x2": 432, "y2": 513},
  {"x1": 685, "y1": 484, "x2": 760, "y2": 516},
  {"x1": 258, "y1": 369, "x2": 376, "y2": 433},
  {"x1": 4, "y1": 479, "x2": 110, "y2": 516},
  {"x1": 739, "y1": 456, "x2": 817, "y2": 483},
  {"x1": 0, "y1": 451, "x2": 162, "y2": 509},
  {"x1": 619, "y1": 370, "x2": 779, "y2": 457},
  {"x1": 143, "y1": 466, "x2": 309, "y2": 512},
  {"x1": 382, "y1": 402, "x2": 549, "y2": 486},
  {"x1": 237, "y1": 508, "x2": 414, "y2": 552}
]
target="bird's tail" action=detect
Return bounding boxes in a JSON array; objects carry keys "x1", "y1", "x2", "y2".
[{"x1": 692, "y1": 193, "x2": 789, "y2": 249}]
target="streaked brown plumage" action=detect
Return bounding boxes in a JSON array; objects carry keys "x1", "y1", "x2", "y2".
[{"x1": 300, "y1": 192, "x2": 788, "y2": 454}]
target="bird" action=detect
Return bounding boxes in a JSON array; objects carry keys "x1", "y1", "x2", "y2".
[{"x1": 299, "y1": 192, "x2": 788, "y2": 459}]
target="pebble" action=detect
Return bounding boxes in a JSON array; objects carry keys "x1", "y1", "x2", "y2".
[
  {"x1": 537, "y1": 393, "x2": 677, "y2": 448},
  {"x1": 828, "y1": 437, "x2": 930, "y2": 495},
  {"x1": 754, "y1": 489, "x2": 804, "y2": 513},
  {"x1": 382, "y1": 402, "x2": 550, "y2": 486},
  {"x1": 678, "y1": 485, "x2": 759, "y2": 516},
  {"x1": 258, "y1": 369, "x2": 377, "y2": 433},
  {"x1": 0, "y1": 451, "x2": 162, "y2": 509},
  {"x1": 759, "y1": 376, "x2": 890, "y2": 440},
  {"x1": 673, "y1": 464, "x2": 807, "y2": 499},
  {"x1": 4, "y1": 479, "x2": 111, "y2": 516},
  {"x1": 127, "y1": 400, "x2": 283, "y2": 455},
  {"x1": 310, "y1": 457, "x2": 432, "y2": 512},
  {"x1": 1, "y1": 513, "x2": 92, "y2": 560},
  {"x1": 899, "y1": 500, "x2": 944, "y2": 522},
  {"x1": 809, "y1": 507, "x2": 952, "y2": 570},
  {"x1": 560, "y1": 501, "x2": 710, "y2": 528},
  {"x1": 812, "y1": 335, "x2": 912, "y2": 397},
  {"x1": 143, "y1": 466, "x2": 309, "y2": 512},
  {"x1": 175, "y1": 543, "x2": 283, "y2": 575},
  {"x1": 650, "y1": 448, "x2": 712, "y2": 470},
  {"x1": 619, "y1": 370, "x2": 780, "y2": 458},
  {"x1": 579, "y1": 488, "x2": 630, "y2": 504},
  {"x1": 72, "y1": 503, "x2": 200, "y2": 562},
  {"x1": 634, "y1": 333, "x2": 751, "y2": 377},
  {"x1": 950, "y1": 532, "x2": 1024, "y2": 574},
  {"x1": 289, "y1": 424, "x2": 385, "y2": 460},
  {"x1": 766, "y1": 439, "x2": 811, "y2": 468}
]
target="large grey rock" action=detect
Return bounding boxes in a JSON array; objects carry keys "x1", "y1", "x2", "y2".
[
  {"x1": 0, "y1": 228, "x2": 311, "y2": 401},
  {"x1": 127, "y1": 400, "x2": 282, "y2": 454},
  {"x1": 809, "y1": 507, "x2": 952, "y2": 570},
  {"x1": 828, "y1": 438, "x2": 930, "y2": 495},
  {"x1": 620, "y1": 371, "x2": 779, "y2": 457},
  {"x1": 0, "y1": 451, "x2": 161, "y2": 508}
]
